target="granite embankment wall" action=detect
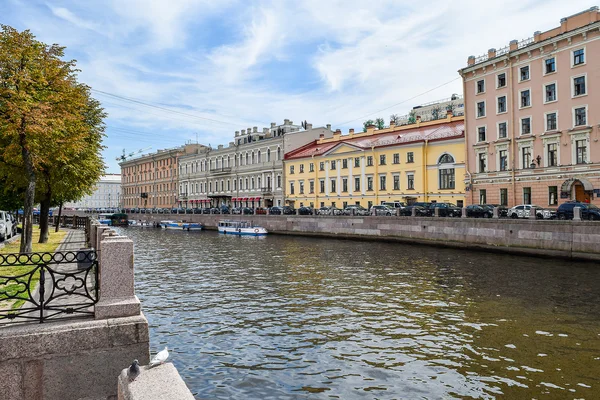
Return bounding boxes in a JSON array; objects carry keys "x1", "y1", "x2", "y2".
[{"x1": 120, "y1": 214, "x2": 600, "y2": 261}]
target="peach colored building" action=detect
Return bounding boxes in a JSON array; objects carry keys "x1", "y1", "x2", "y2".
[{"x1": 459, "y1": 7, "x2": 600, "y2": 207}]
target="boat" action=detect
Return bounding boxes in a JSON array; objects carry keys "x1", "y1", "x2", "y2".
[
  {"x1": 98, "y1": 213, "x2": 112, "y2": 225},
  {"x1": 129, "y1": 220, "x2": 153, "y2": 228},
  {"x1": 98, "y1": 213, "x2": 129, "y2": 226},
  {"x1": 217, "y1": 220, "x2": 268, "y2": 236},
  {"x1": 160, "y1": 220, "x2": 204, "y2": 231}
]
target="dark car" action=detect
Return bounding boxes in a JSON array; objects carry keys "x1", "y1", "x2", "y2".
[
  {"x1": 220, "y1": 206, "x2": 230, "y2": 214},
  {"x1": 428, "y1": 203, "x2": 461, "y2": 217},
  {"x1": 400, "y1": 202, "x2": 430, "y2": 216},
  {"x1": 193, "y1": 208, "x2": 203, "y2": 214},
  {"x1": 482, "y1": 204, "x2": 508, "y2": 218},
  {"x1": 465, "y1": 204, "x2": 492, "y2": 218},
  {"x1": 201, "y1": 207, "x2": 211, "y2": 214},
  {"x1": 210, "y1": 207, "x2": 221, "y2": 214},
  {"x1": 282, "y1": 206, "x2": 296, "y2": 215},
  {"x1": 242, "y1": 207, "x2": 254, "y2": 215},
  {"x1": 298, "y1": 206, "x2": 313, "y2": 215},
  {"x1": 557, "y1": 202, "x2": 600, "y2": 220},
  {"x1": 231, "y1": 207, "x2": 242, "y2": 215},
  {"x1": 269, "y1": 206, "x2": 283, "y2": 215}
]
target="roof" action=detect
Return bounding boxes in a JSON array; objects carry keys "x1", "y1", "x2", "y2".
[{"x1": 285, "y1": 119, "x2": 464, "y2": 160}]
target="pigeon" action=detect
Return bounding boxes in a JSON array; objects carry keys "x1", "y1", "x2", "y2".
[
  {"x1": 149, "y1": 346, "x2": 169, "y2": 367},
  {"x1": 127, "y1": 359, "x2": 140, "y2": 382}
]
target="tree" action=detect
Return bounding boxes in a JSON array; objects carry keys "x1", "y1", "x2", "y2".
[
  {"x1": 375, "y1": 118, "x2": 385, "y2": 130},
  {"x1": 446, "y1": 102, "x2": 456, "y2": 115},
  {"x1": 0, "y1": 25, "x2": 105, "y2": 251},
  {"x1": 431, "y1": 105, "x2": 443, "y2": 121},
  {"x1": 408, "y1": 110, "x2": 416, "y2": 124},
  {"x1": 390, "y1": 114, "x2": 400, "y2": 125},
  {"x1": 362, "y1": 119, "x2": 375, "y2": 132}
]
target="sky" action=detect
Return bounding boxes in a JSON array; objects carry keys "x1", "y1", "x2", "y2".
[{"x1": 1, "y1": 0, "x2": 594, "y2": 172}]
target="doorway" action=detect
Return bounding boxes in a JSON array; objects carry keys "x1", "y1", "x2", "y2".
[{"x1": 573, "y1": 182, "x2": 591, "y2": 202}]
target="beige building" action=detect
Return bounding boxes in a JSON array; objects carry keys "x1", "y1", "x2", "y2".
[
  {"x1": 64, "y1": 174, "x2": 121, "y2": 210},
  {"x1": 178, "y1": 120, "x2": 332, "y2": 209},
  {"x1": 460, "y1": 6, "x2": 600, "y2": 207},
  {"x1": 120, "y1": 144, "x2": 204, "y2": 209}
]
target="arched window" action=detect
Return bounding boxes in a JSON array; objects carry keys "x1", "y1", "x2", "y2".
[
  {"x1": 257, "y1": 150, "x2": 261, "y2": 163},
  {"x1": 227, "y1": 156, "x2": 230, "y2": 167},
  {"x1": 246, "y1": 153, "x2": 249, "y2": 165},
  {"x1": 277, "y1": 147, "x2": 281, "y2": 160},
  {"x1": 267, "y1": 149, "x2": 271, "y2": 162},
  {"x1": 438, "y1": 153, "x2": 455, "y2": 190},
  {"x1": 251, "y1": 151, "x2": 255, "y2": 164}
]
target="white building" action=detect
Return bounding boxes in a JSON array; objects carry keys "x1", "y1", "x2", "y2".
[
  {"x1": 64, "y1": 174, "x2": 122, "y2": 209},
  {"x1": 397, "y1": 94, "x2": 464, "y2": 125}
]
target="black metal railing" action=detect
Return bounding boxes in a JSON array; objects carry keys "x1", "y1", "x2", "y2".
[{"x1": 0, "y1": 250, "x2": 98, "y2": 324}]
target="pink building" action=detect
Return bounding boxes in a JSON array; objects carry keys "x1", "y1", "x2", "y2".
[{"x1": 459, "y1": 7, "x2": 600, "y2": 208}]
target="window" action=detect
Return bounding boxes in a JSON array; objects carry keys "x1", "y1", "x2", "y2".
[
  {"x1": 478, "y1": 153, "x2": 487, "y2": 173},
  {"x1": 407, "y1": 174, "x2": 414, "y2": 190},
  {"x1": 522, "y1": 146, "x2": 532, "y2": 168},
  {"x1": 476, "y1": 79, "x2": 485, "y2": 94},
  {"x1": 497, "y1": 96, "x2": 507, "y2": 113},
  {"x1": 548, "y1": 186, "x2": 558, "y2": 205},
  {"x1": 499, "y1": 150, "x2": 508, "y2": 171},
  {"x1": 331, "y1": 179, "x2": 336, "y2": 193},
  {"x1": 319, "y1": 162, "x2": 325, "y2": 171},
  {"x1": 479, "y1": 189, "x2": 487, "y2": 204},
  {"x1": 520, "y1": 65, "x2": 530, "y2": 81},
  {"x1": 574, "y1": 107, "x2": 587, "y2": 126},
  {"x1": 277, "y1": 175, "x2": 281, "y2": 188},
  {"x1": 439, "y1": 168, "x2": 455, "y2": 189},
  {"x1": 523, "y1": 187, "x2": 531, "y2": 204},
  {"x1": 379, "y1": 154, "x2": 386, "y2": 165},
  {"x1": 331, "y1": 160, "x2": 336, "y2": 170},
  {"x1": 380, "y1": 175, "x2": 386, "y2": 191},
  {"x1": 299, "y1": 181, "x2": 304, "y2": 194},
  {"x1": 299, "y1": 164, "x2": 304, "y2": 173},
  {"x1": 478, "y1": 126, "x2": 486, "y2": 142},
  {"x1": 573, "y1": 48, "x2": 585, "y2": 66},
  {"x1": 367, "y1": 177, "x2": 373, "y2": 191},
  {"x1": 393, "y1": 153, "x2": 399, "y2": 164},
  {"x1": 498, "y1": 122, "x2": 507, "y2": 139},
  {"x1": 573, "y1": 76, "x2": 586, "y2": 96},
  {"x1": 354, "y1": 157, "x2": 360, "y2": 167},
  {"x1": 320, "y1": 180, "x2": 325, "y2": 193},
  {"x1": 477, "y1": 101, "x2": 486, "y2": 118},
  {"x1": 309, "y1": 181, "x2": 314, "y2": 193},
  {"x1": 497, "y1": 73, "x2": 506, "y2": 88},
  {"x1": 354, "y1": 177, "x2": 360, "y2": 191},
  {"x1": 521, "y1": 117, "x2": 531, "y2": 135},
  {"x1": 547, "y1": 143, "x2": 558, "y2": 166},
  {"x1": 342, "y1": 178, "x2": 348, "y2": 192},
  {"x1": 393, "y1": 175, "x2": 400, "y2": 190},
  {"x1": 520, "y1": 89, "x2": 531, "y2": 108},
  {"x1": 407, "y1": 152, "x2": 414, "y2": 163},
  {"x1": 367, "y1": 156, "x2": 373, "y2": 166},
  {"x1": 546, "y1": 112, "x2": 557, "y2": 131},
  {"x1": 576, "y1": 139, "x2": 587, "y2": 164},
  {"x1": 500, "y1": 188, "x2": 508, "y2": 206},
  {"x1": 545, "y1": 58, "x2": 556, "y2": 74},
  {"x1": 290, "y1": 182, "x2": 295, "y2": 195},
  {"x1": 342, "y1": 159, "x2": 348, "y2": 169},
  {"x1": 545, "y1": 83, "x2": 556, "y2": 102},
  {"x1": 289, "y1": 165, "x2": 294, "y2": 174},
  {"x1": 309, "y1": 163, "x2": 314, "y2": 172}
]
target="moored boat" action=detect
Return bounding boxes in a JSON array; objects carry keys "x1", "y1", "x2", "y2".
[
  {"x1": 217, "y1": 220, "x2": 268, "y2": 236},
  {"x1": 161, "y1": 220, "x2": 204, "y2": 231}
]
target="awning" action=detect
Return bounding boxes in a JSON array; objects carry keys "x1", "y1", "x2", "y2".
[
  {"x1": 232, "y1": 197, "x2": 237, "y2": 201},
  {"x1": 243, "y1": 197, "x2": 249, "y2": 200}
]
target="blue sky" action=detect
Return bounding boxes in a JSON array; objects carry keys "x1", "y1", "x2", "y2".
[{"x1": 1, "y1": 0, "x2": 594, "y2": 172}]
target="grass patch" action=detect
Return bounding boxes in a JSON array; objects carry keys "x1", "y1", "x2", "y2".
[{"x1": 1, "y1": 225, "x2": 67, "y2": 310}]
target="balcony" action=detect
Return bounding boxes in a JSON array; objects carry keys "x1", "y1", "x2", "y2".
[
  {"x1": 261, "y1": 186, "x2": 272, "y2": 196},
  {"x1": 209, "y1": 167, "x2": 232, "y2": 175}
]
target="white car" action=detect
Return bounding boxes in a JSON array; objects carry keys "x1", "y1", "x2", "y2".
[
  {"x1": 507, "y1": 205, "x2": 555, "y2": 219},
  {"x1": 0, "y1": 211, "x2": 12, "y2": 241}
]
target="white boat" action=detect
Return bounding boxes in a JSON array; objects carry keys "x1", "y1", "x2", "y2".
[
  {"x1": 217, "y1": 220, "x2": 268, "y2": 236},
  {"x1": 129, "y1": 220, "x2": 153, "y2": 227},
  {"x1": 161, "y1": 220, "x2": 204, "y2": 231}
]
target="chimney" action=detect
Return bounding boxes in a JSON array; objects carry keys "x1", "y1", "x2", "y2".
[
  {"x1": 253, "y1": 127, "x2": 258, "y2": 133},
  {"x1": 487, "y1": 48, "x2": 496, "y2": 59},
  {"x1": 263, "y1": 127, "x2": 269, "y2": 134},
  {"x1": 334, "y1": 129, "x2": 341, "y2": 136},
  {"x1": 306, "y1": 123, "x2": 313, "y2": 129},
  {"x1": 389, "y1": 121, "x2": 396, "y2": 128},
  {"x1": 235, "y1": 131, "x2": 239, "y2": 137},
  {"x1": 416, "y1": 116, "x2": 422, "y2": 125},
  {"x1": 271, "y1": 122, "x2": 276, "y2": 128},
  {"x1": 247, "y1": 127, "x2": 251, "y2": 134},
  {"x1": 467, "y1": 55, "x2": 475, "y2": 66},
  {"x1": 284, "y1": 119, "x2": 290, "y2": 125},
  {"x1": 326, "y1": 124, "x2": 331, "y2": 130},
  {"x1": 533, "y1": 31, "x2": 542, "y2": 42},
  {"x1": 509, "y1": 39, "x2": 518, "y2": 51},
  {"x1": 319, "y1": 133, "x2": 325, "y2": 140},
  {"x1": 241, "y1": 129, "x2": 246, "y2": 135},
  {"x1": 560, "y1": 17, "x2": 568, "y2": 33},
  {"x1": 446, "y1": 109, "x2": 453, "y2": 118},
  {"x1": 349, "y1": 128, "x2": 355, "y2": 134}
]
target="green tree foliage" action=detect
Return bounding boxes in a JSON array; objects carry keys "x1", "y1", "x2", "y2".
[
  {"x1": 362, "y1": 119, "x2": 375, "y2": 132},
  {"x1": 0, "y1": 25, "x2": 105, "y2": 250},
  {"x1": 375, "y1": 118, "x2": 385, "y2": 130},
  {"x1": 408, "y1": 110, "x2": 416, "y2": 124}
]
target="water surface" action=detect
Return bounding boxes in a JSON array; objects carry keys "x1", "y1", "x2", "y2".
[{"x1": 117, "y1": 227, "x2": 600, "y2": 399}]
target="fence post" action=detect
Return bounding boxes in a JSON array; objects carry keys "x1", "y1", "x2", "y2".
[
  {"x1": 573, "y1": 207, "x2": 582, "y2": 221},
  {"x1": 434, "y1": 207, "x2": 440, "y2": 217},
  {"x1": 461, "y1": 207, "x2": 467, "y2": 218},
  {"x1": 411, "y1": 208, "x2": 417, "y2": 217},
  {"x1": 529, "y1": 207, "x2": 537, "y2": 220},
  {"x1": 493, "y1": 207, "x2": 499, "y2": 219}
]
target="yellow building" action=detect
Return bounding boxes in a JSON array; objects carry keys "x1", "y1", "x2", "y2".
[{"x1": 284, "y1": 114, "x2": 466, "y2": 209}]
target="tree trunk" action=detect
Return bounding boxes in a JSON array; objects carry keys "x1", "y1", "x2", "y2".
[
  {"x1": 38, "y1": 196, "x2": 51, "y2": 243},
  {"x1": 19, "y1": 122, "x2": 35, "y2": 254},
  {"x1": 55, "y1": 202, "x2": 63, "y2": 233}
]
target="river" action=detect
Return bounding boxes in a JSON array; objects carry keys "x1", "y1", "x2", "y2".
[{"x1": 116, "y1": 227, "x2": 600, "y2": 399}]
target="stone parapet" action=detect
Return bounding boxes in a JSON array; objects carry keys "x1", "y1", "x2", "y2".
[{"x1": 117, "y1": 363, "x2": 194, "y2": 400}]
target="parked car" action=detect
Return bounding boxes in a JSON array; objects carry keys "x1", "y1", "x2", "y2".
[
  {"x1": 370, "y1": 205, "x2": 394, "y2": 216},
  {"x1": 231, "y1": 207, "x2": 242, "y2": 215},
  {"x1": 556, "y1": 202, "x2": 600, "y2": 220},
  {"x1": 400, "y1": 202, "x2": 430, "y2": 216},
  {"x1": 482, "y1": 204, "x2": 508, "y2": 218},
  {"x1": 209, "y1": 208, "x2": 221, "y2": 214},
  {"x1": 269, "y1": 206, "x2": 283, "y2": 215},
  {"x1": 242, "y1": 207, "x2": 255, "y2": 215},
  {"x1": 282, "y1": 206, "x2": 296, "y2": 215},
  {"x1": 318, "y1": 206, "x2": 343, "y2": 216},
  {"x1": 428, "y1": 203, "x2": 461, "y2": 217},
  {"x1": 298, "y1": 206, "x2": 313, "y2": 215},
  {"x1": 507, "y1": 204, "x2": 554, "y2": 219},
  {"x1": 381, "y1": 201, "x2": 406, "y2": 210},
  {"x1": 465, "y1": 204, "x2": 492, "y2": 218},
  {"x1": 201, "y1": 207, "x2": 211, "y2": 214},
  {"x1": 9, "y1": 214, "x2": 17, "y2": 236},
  {"x1": 255, "y1": 207, "x2": 268, "y2": 215},
  {"x1": 0, "y1": 211, "x2": 13, "y2": 241},
  {"x1": 343, "y1": 205, "x2": 369, "y2": 216},
  {"x1": 220, "y1": 206, "x2": 230, "y2": 214}
]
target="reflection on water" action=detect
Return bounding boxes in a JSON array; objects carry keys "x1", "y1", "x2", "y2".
[{"x1": 117, "y1": 227, "x2": 600, "y2": 399}]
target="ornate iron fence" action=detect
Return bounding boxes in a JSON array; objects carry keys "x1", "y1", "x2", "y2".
[{"x1": 0, "y1": 250, "x2": 98, "y2": 324}]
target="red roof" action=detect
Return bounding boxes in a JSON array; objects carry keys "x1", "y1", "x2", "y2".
[{"x1": 286, "y1": 120, "x2": 465, "y2": 160}]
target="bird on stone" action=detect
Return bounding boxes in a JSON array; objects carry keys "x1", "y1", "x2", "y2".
[
  {"x1": 127, "y1": 359, "x2": 140, "y2": 381},
  {"x1": 149, "y1": 346, "x2": 169, "y2": 367}
]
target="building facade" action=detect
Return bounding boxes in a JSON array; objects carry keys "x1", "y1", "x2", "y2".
[
  {"x1": 64, "y1": 174, "x2": 121, "y2": 210},
  {"x1": 284, "y1": 114, "x2": 466, "y2": 209},
  {"x1": 397, "y1": 94, "x2": 464, "y2": 125},
  {"x1": 460, "y1": 7, "x2": 600, "y2": 207},
  {"x1": 178, "y1": 120, "x2": 332, "y2": 209},
  {"x1": 120, "y1": 144, "x2": 203, "y2": 209}
]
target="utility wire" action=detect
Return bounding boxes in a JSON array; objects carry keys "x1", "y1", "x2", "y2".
[{"x1": 334, "y1": 76, "x2": 462, "y2": 126}]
